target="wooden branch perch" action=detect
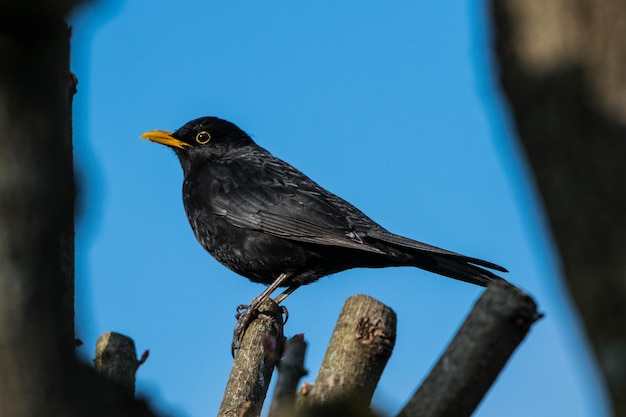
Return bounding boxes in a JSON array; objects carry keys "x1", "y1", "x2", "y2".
[
  {"x1": 397, "y1": 281, "x2": 541, "y2": 417},
  {"x1": 297, "y1": 294, "x2": 396, "y2": 410},
  {"x1": 218, "y1": 298, "x2": 285, "y2": 417}
]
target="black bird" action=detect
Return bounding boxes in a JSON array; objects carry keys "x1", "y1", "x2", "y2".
[{"x1": 141, "y1": 116, "x2": 507, "y2": 353}]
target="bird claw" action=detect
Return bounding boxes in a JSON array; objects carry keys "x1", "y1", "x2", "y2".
[
  {"x1": 231, "y1": 302, "x2": 289, "y2": 357},
  {"x1": 235, "y1": 304, "x2": 249, "y2": 320},
  {"x1": 231, "y1": 305, "x2": 259, "y2": 357},
  {"x1": 281, "y1": 305, "x2": 289, "y2": 325}
]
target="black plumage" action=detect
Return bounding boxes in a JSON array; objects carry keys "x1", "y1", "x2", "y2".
[{"x1": 141, "y1": 116, "x2": 507, "y2": 353}]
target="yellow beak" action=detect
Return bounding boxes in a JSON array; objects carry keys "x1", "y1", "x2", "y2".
[{"x1": 140, "y1": 130, "x2": 190, "y2": 149}]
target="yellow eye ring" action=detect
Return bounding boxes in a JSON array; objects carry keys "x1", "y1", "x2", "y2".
[{"x1": 195, "y1": 131, "x2": 211, "y2": 144}]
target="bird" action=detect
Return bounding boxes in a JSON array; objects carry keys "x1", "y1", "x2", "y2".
[{"x1": 141, "y1": 116, "x2": 507, "y2": 354}]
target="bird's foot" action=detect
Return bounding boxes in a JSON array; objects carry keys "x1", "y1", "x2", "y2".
[
  {"x1": 235, "y1": 303, "x2": 250, "y2": 320},
  {"x1": 231, "y1": 300, "x2": 290, "y2": 357},
  {"x1": 232, "y1": 305, "x2": 258, "y2": 357}
]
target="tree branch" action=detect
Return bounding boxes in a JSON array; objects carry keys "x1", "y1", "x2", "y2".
[
  {"x1": 268, "y1": 334, "x2": 308, "y2": 417},
  {"x1": 94, "y1": 332, "x2": 147, "y2": 397},
  {"x1": 218, "y1": 298, "x2": 285, "y2": 417},
  {"x1": 297, "y1": 294, "x2": 396, "y2": 410},
  {"x1": 396, "y1": 281, "x2": 541, "y2": 417}
]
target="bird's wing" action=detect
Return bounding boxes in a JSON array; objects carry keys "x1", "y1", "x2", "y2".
[{"x1": 191, "y1": 152, "x2": 386, "y2": 254}]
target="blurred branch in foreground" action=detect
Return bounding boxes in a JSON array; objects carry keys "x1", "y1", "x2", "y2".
[
  {"x1": 491, "y1": 1, "x2": 626, "y2": 414},
  {"x1": 0, "y1": 3, "x2": 157, "y2": 415}
]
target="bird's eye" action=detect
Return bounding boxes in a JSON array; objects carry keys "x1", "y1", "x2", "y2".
[{"x1": 195, "y1": 131, "x2": 211, "y2": 144}]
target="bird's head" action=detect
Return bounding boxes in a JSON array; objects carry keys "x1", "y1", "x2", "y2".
[{"x1": 141, "y1": 117, "x2": 255, "y2": 167}]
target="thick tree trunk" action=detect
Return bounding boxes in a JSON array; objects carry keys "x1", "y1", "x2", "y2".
[
  {"x1": 490, "y1": 1, "x2": 626, "y2": 415},
  {"x1": 0, "y1": 12, "x2": 77, "y2": 416},
  {"x1": 0, "y1": 4, "x2": 159, "y2": 416}
]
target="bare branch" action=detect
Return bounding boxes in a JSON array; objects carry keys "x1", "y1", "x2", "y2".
[
  {"x1": 94, "y1": 332, "x2": 145, "y2": 397},
  {"x1": 268, "y1": 334, "x2": 308, "y2": 417},
  {"x1": 297, "y1": 294, "x2": 396, "y2": 410},
  {"x1": 397, "y1": 281, "x2": 541, "y2": 417}
]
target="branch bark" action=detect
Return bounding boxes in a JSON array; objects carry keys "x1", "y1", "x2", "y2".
[
  {"x1": 218, "y1": 298, "x2": 285, "y2": 417},
  {"x1": 297, "y1": 294, "x2": 396, "y2": 410},
  {"x1": 396, "y1": 281, "x2": 540, "y2": 417}
]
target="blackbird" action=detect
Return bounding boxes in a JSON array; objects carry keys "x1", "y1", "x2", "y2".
[{"x1": 141, "y1": 116, "x2": 507, "y2": 353}]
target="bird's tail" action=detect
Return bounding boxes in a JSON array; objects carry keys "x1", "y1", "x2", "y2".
[
  {"x1": 367, "y1": 230, "x2": 508, "y2": 286},
  {"x1": 416, "y1": 253, "x2": 506, "y2": 286}
]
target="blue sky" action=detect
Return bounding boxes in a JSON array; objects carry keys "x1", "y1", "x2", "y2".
[{"x1": 70, "y1": 2, "x2": 608, "y2": 416}]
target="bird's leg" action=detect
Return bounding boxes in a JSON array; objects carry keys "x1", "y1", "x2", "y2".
[
  {"x1": 274, "y1": 284, "x2": 300, "y2": 304},
  {"x1": 232, "y1": 272, "x2": 292, "y2": 356},
  {"x1": 234, "y1": 272, "x2": 291, "y2": 319},
  {"x1": 273, "y1": 284, "x2": 300, "y2": 325}
]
